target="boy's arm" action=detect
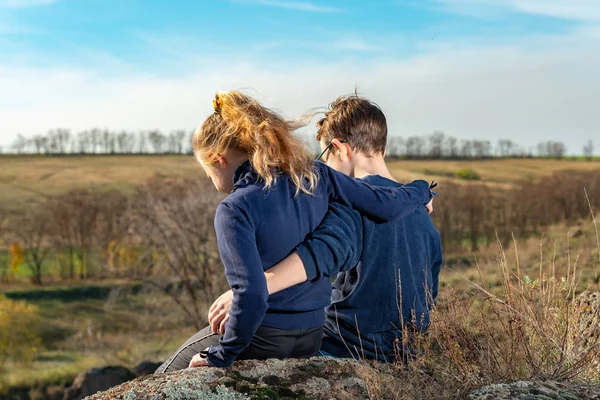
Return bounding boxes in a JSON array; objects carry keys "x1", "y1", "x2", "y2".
[{"x1": 267, "y1": 203, "x2": 363, "y2": 291}]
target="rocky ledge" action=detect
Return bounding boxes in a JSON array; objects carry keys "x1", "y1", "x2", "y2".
[
  {"x1": 468, "y1": 381, "x2": 600, "y2": 400},
  {"x1": 85, "y1": 357, "x2": 600, "y2": 400},
  {"x1": 86, "y1": 357, "x2": 371, "y2": 400}
]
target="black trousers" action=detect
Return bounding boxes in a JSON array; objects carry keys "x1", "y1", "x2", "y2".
[{"x1": 155, "y1": 324, "x2": 323, "y2": 373}]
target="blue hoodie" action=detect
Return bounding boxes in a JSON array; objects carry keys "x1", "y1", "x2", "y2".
[
  {"x1": 206, "y1": 161, "x2": 432, "y2": 367},
  {"x1": 295, "y1": 174, "x2": 443, "y2": 362}
]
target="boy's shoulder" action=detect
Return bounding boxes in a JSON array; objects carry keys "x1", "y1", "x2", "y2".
[{"x1": 360, "y1": 174, "x2": 401, "y2": 188}]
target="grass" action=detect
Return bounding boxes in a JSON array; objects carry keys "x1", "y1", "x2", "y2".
[
  {"x1": 388, "y1": 158, "x2": 600, "y2": 188},
  {"x1": 357, "y1": 215, "x2": 600, "y2": 399},
  {"x1": 1, "y1": 155, "x2": 599, "y2": 398},
  {"x1": 3, "y1": 353, "x2": 102, "y2": 390},
  {"x1": 0, "y1": 283, "x2": 200, "y2": 394},
  {"x1": 0, "y1": 155, "x2": 204, "y2": 212},
  {"x1": 441, "y1": 218, "x2": 600, "y2": 296},
  {"x1": 2, "y1": 155, "x2": 600, "y2": 211}
]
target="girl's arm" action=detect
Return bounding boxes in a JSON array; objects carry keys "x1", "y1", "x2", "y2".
[
  {"x1": 206, "y1": 202, "x2": 268, "y2": 367},
  {"x1": 316, "y1": 162, "x2": 432, "y2": 222}
]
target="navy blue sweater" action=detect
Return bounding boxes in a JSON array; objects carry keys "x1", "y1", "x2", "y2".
[
  {"x1": 295, "y1": 175, "x2": 443, "y2": 362},
  {"x1": 206, "y1": 162, "x2": 432, "y2": 367}
]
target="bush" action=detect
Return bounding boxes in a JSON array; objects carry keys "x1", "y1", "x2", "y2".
[
  {"x1": 455, "y1": 168, "x2": 481, "y2": 180},
  {"x1": 381, "y1": 237, "x2": 600, "y2": 399},
  {"x1": 0, "y1": 295, "x2": 41, "y2": 383}
]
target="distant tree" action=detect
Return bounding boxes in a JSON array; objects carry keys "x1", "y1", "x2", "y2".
[
  {"x1": 46, "y1": 190, "x2": 101, "y2": 280},
  {"x1": 132, "y1": 177, "x2": 227, "y2": 329},
  {"x1": 90, "y1": 128, "x2": 102, "y2": 154},
  {"x1": 460, "y1": 140, "x2": 473, "y2": 158},
  {"x1": 148, "y1": 130, "x2": 167, "y2": 153},
  {"x1": 583, "y1": 140, "x2": 594, "y2": 161},
  {"x1": 32, "y1": 134, "x2": 46, "y2": 154},
  {"x1": 138, "y1": 131, "x2": 148, "y2": 154},
  {"x1": 46, "y1": 128, "x2": 72, "y2": 154},
  {"x1": 406, "y1": 136, "x2": 425, "y2": 158},
  {"x1": 116, "y1": 130, "x2": 134, "y2": 154},
  {"x1": 10, "y1": 209, "x2": 52, "y2": 285},
  {"x1": 552, "y1": 142, "x2": 566, "y2": 159},
  {"x1": 473, "y1": 140, "x2": 484, "y2": 158},
  {"x1": 12, "y1": 134, "x2": 27, "y2": 154},
  {"x1": 9, "y1": 242, "x2": 24, "y2": 277},
  {"x1": 169, "y1": 130, "x2": 187, "y2": 154},
  {"x1": 386, "y1": 137, "x2": 404, "y2": 158},
  {"x1": 186, "y1": 131, "x2": 195, "y2": 155},
  {"x1": 429, "y1": 131, "x2": 445, "y2": 159},
  {"x1": 498, "y1": 139, "x2": 515, "y2": 157},
  {"x1": 101, "y1": 129, "x2": 115, "y2": 154},
  {"x1": 446, "y1": 136, "x2": 458, "y2": 158},
  {"x1": 76, "y1": 130, "x2": 90, "y2": 154},
  {"x1": 537, "y1": 141, "x2": 566, "y2": 159}
]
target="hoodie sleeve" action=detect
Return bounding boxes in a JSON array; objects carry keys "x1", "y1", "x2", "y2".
[
  {"x1": 316, "y1": 162, "x2": 431, "y2": 222},
  {"x1": 206, "y1": 202, "x2": 268, "y2": 367},
  {"x1": 296, "y1": 203, "x2": 363, "y2": 280}
]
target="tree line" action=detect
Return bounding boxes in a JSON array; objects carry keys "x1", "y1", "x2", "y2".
[
  {"x1": 1, "y1": 169, "x2": 599, "y2": 286},
  {"x1": 1, "y1": 169, "x2": 598, "y2": 326},
  {"x1": 3, "y1": 129, "x2": 596, "y2": 159}
]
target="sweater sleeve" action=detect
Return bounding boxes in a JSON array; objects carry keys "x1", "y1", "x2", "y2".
[
  {"x1": 206, "y1": 202, "x2": 268, "y2": 367},
  {"x1": 296, "y1": 203, "x2": 363, "y2": 280},
  {"x1": 316, "y1": 162, "x2": 431, "y2": 222}
]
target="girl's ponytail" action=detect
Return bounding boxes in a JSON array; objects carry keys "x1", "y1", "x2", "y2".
[{"x1": 193, "y1": 91, "x2": 317, "y2": 194}]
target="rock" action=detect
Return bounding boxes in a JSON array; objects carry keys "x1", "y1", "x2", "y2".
[
  {"x1": 65, "y1": 366, "x2": 135, "y2": 400},
  {"x1": 45, "y1": 385, "x2": 68, "y2": 400},
  {"x1": 79, "y1": 358, "x2": 600, "y2": 400},
  {"x1": 568, "y1": 291, "x2": 600, "y2": 377},
  {"x1": 571, "y1": 292, "x2": 600, "y2": 348},
  {"x1": 134, "y1": 362, "x2": 163, "y2": 377},
  {"x1": 85, "y1": 357, "x2": 380, "y2": 400},
  {"x1": 467, "y1": 381, "x2": 600, "y2": 400}
]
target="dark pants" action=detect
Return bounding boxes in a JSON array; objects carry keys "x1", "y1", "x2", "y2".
[{"x1": 155, "y1": 324, "x2": 323, "y2": 373}]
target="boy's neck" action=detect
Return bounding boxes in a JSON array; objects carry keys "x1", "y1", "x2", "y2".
[{"x1": 351, "y1": 152, "x2": 396, "y2": 182}]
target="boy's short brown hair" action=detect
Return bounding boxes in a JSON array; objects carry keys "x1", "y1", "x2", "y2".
[{"x1": 316, "y1": 95, "x2": 387, "y2": 155}]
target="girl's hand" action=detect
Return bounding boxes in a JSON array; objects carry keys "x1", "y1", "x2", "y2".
[{"x1": 209, "y1": 290, "x2": 233, "y2": 334}]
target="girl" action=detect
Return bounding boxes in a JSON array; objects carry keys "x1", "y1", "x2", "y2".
[{"x1": 156, "y1": 91, "x2": 432, "y2": 370}]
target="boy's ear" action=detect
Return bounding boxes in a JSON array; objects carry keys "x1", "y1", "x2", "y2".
[
  {"x1": 331, "y1": 139, "x2": 352, "y2": 161},
  {"x1": 331, "y1": 138, "x2": 351, "y2": 161}
]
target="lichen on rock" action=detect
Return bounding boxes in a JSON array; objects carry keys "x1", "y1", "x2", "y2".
[{"x1": 85, "y1": 357, "x2": 375, "y2": 400}]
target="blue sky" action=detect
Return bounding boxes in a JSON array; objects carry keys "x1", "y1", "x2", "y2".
[{"x1": 1, "y1": 0, "x2": 599, "y2": 153}]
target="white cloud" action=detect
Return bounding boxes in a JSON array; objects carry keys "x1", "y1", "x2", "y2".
[
  {"x1": 229, "y1": 0, "x2": 343, "y2": 13},
  {"x1": 436, "y1": 0, "x2": 600, "y2": 21},
  {"x1": 1, "y1": 26, "x2": 599, "y2": 155},
  {"x1": 0, "y1": 0, "x2": 56, "y2": 7}
]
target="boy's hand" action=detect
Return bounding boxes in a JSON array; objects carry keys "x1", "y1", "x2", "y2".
[{"x1": 209, "y1": 290, "x2": 233, "y2": 334}]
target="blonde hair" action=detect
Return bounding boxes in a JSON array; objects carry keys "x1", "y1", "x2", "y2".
[{"x1": 193, "y1": 91, "x2": 317, "y2": 194}]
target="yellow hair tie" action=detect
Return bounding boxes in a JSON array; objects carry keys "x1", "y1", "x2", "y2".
[{"x1": 213, "y1": 98, "x2": 221, "y2": 113}]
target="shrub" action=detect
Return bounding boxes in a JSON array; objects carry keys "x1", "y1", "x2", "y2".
[
  {"x1": 455, "y1": 168, "x2": 481, "y2": 180},
  {"x1": 378, "y1": 235, "x2": 600, "y2": 399},
  {"x1": 0, "y1": 295, "x2": 41, "y2": 384}
]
